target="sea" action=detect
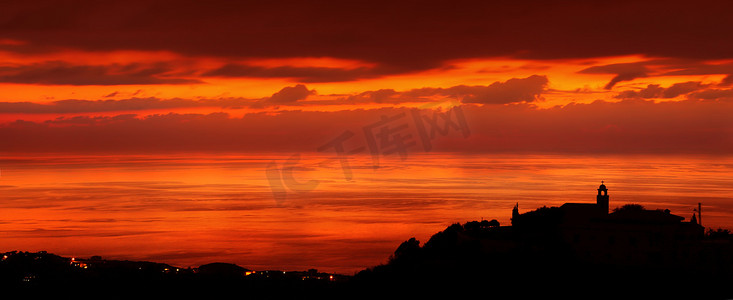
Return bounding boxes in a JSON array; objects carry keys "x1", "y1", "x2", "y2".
[{"x1": 1, "y1": 152, "x2": 731, "y2": 274}]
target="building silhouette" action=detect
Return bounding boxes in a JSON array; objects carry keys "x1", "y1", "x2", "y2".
[
  {"x1": 511, "y1": 182, "x2": 706, "y2": 268},
  {"x1": 356, "y1": 182, "x2": 733, "y2": 298}
]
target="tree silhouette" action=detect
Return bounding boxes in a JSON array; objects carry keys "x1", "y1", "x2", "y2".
[
  {"x1": 389, "y1": 237, "x2": 420, "y2": 263},
  {"x1": 707, "y1": 228, "x2": 733, "y2": 239},
  {"x1": 613, "y1": 203, "x2": 645, "y2": 212}
]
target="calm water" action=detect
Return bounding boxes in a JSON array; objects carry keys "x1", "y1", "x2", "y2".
[{"x1": 1, "y1": 153, "x2": 732, "y2": 274}]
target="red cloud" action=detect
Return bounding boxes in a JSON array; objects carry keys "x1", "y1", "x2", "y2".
[
  {"x1": 346, "y1": 75, "x2": 548, "y2": 105},
  {"x1": 202, "y1": 64, "x2": 382, "y2": 82},
  {"x1": 0, "y1": 61, "x2": 199, "y2": 85},
  {"x1": 615, "y1": 81, "x2": 707, "y2": 99},
  {"x1": 578, "y1": 62, "x2": 649, "y2": 89},
  {"x1": 456, "y1": 75, "x2": 548, "y2": 104},
  {"x1": 0, "y1": 98, "x2": 256, "y2": 114},
  {"x1": 1, "y1": 99, "x2": 730, "y2": 154},
  {"x1": 2, "y1": 1, "x2": 733, "y2": 75},
  {"x1": 0, "y1": 76, "x2": 548, "y2": 114},
  {"x1": 262, "y1": 84, "x2": 316, "y2": 106}
]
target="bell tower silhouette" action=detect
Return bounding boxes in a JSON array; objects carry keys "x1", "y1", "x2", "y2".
[{"x1": 597, "y1": 181, "x2": 609, "y2": 214}]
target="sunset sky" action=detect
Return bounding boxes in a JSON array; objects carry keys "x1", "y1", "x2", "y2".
[
  {"x1": 1, "y1": 1, "x2": 732, "y2": 273},
  {"x1": 0, "y1": 0, "x2": 731, "y2": 153}
]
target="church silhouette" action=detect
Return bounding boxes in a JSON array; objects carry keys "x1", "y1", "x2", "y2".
[
  {"x1": 356, "y1": 182, "x2": 733, "y2": 299},
  {"x1": 510, "y1": 182, "x2": 705, "y2": 267}
]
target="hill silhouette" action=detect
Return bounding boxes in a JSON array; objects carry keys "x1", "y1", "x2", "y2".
[
  {"x1": 353, "y1": 219, "x2": 733, "y2": 299},
  {"x1": 352, "y1": 183, "x2": 733, "y2": 299},
  {"x1": 0, "y1": 251, "x2": 347, "y2": 298},
  {"x1": 197, "y1": 262, "x2": 250, "y2": 278}
]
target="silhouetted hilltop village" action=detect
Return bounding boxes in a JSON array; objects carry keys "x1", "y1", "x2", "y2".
[
  {"x1": 355, "y1": 183, "x2": 733, "y2": 298},
  {"x1": 509, "y1": 182, "x2": 710, "y2": 268},
  {"x1": 3, "y1": 183, "x2": 733, "y2": 298}
]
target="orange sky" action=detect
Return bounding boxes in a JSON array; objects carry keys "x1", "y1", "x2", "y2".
[
  {"x1": 0, "y1": 1, "x2": 732, "y2": 154},
  {"x1": 0, "y1": 49, "x2": 731, "y2": 154}
]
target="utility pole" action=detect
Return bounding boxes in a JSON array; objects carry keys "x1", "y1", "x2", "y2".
[{"x1": 698, "y1": 202, "x2": 702, "y2": 229}]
